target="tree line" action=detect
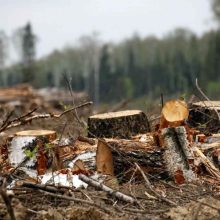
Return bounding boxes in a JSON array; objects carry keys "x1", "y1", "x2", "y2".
[{"x1": 0, "y1": 0, "x2": 220, "y2": 104}]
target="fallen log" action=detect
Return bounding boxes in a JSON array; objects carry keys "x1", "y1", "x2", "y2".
[{"x1": 88, "y1": 110, "x2": 150, "y2": 138}]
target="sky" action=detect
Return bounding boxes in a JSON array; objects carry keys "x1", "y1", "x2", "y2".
[{"x1": 0, "y1": 0, "x2": 216, "y2": 62}]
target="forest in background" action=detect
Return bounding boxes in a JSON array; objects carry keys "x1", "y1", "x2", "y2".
[{"x1": 0, "y1": 0, "x2": 220, "y2": 105}]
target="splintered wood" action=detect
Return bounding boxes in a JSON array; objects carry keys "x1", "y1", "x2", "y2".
[
  {"x1": 161, "y1": 126, "x2": 196, "y2": 184},
  {"x1": 96, "y1": 140, "x2": 114, "y2": 176},
  {"x1": 88, "y1": 110, "x2": 150, "y2": 138}
]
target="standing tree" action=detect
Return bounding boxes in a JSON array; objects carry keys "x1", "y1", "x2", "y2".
[
  {"x1": 13, "y1": 22, "x2": 37, "y2": 83},
  {"x1": 212, "y1": 0, "x2": 220, "y2": 24},
  {"x1": 0, "y1": 31, "x2": 8, "y2": 86},
  {"x1": 79, "y1": 33, "x2": 101, "y2": 105}
]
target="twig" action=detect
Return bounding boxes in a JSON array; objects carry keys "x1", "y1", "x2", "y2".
[
  {"x1": 0, "y1": 101, "x2": 92, "y2": 133},
  {"x1": 39, "y1": 190, "x2": 112, "y2": 214},
  {"x1": 195, "y1": 78, "x2": 220, "y2": 122},
  {"x1": 135, "y1": 163, "x2": 177, "y2": 206},
  {"x1": 78, "y1": 174, "x2": 136, "y2": 204},
  {"x1": 0, "y1": 186, "x2": 16, "y2": 220},
  {"x1": 20, "y1": 181, "x2": 66, "y2": 194},
  {"x1": 161, "y1": 93, "x2": 164, "y2": 109},
  {"x1": 0, "y1": 110, "x2": 14, "y2": 132},
  {"x1": 63, "y1": 73, "x2": 85, "y2": 126}
]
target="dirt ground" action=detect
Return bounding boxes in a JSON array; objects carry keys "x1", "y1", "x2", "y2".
[
  {"x1": 1, "y1": 102, "x2": 220, "y2": 220},
  {"x1": 1, "y1": 174, "x2": 220, "y2": 219}
]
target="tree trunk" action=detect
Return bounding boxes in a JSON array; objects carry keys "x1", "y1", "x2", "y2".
[{"x1": 88, "y1": 110, "x2": 150, "y2": 138}]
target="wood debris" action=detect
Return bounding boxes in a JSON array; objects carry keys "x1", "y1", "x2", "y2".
[{"x1": 2, "y1": 95, "x2": 220, "y2": 219}]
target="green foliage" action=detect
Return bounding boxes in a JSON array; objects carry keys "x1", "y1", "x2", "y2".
[
  {"x1": 3, "y1": 26, "x2": 220, "y2": 103},
  {"x1": 24, "y1": 147, "x2": 37, "y2": 158}
]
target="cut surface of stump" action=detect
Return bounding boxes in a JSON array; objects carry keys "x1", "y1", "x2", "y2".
[
  {"x1": 15, "y1": 130, "x2": 56, "y2": 141},
  {"x1": 189, "y1": 101, "x2": 220, "y2": 133},
  {"x1": 88, "y1": 110, "x2": 150, "y2": 138},
  {"x1": 160, "y1": 99, "x2": 189, "y2": 129}
]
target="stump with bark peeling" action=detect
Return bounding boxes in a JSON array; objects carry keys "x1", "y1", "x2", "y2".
[
  {"x1": 8, "y1": 130, "x2": 56, "y2": 175},
  {"x1": 88, "y1": 110, "x2": 150, "y2": 138},
  {"x1": 161, "y1": 126, "x2": 196, "y2": 184}
]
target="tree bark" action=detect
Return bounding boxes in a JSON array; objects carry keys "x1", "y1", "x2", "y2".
[{"x1": 88, "y1": 110, "x2": 150, "y2": 138}]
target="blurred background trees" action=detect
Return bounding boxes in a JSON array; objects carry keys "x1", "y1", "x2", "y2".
[{"x1": 1, "y1": 1, "x2": 220, "y2": 104}]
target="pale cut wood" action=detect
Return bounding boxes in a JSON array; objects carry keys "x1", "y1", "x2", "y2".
[
  {"x1": 160, "y1": 99, "x2": 189, "y2": 129},
  {"x1": 15, "y1": 130, "x2": 56, "y2": 142},
  {"x1": 88, "y1": 110, "x2": 150, "y2": 138},
  {"x1": 96, "y1": 140, "x2": 114, "y2": 176}
]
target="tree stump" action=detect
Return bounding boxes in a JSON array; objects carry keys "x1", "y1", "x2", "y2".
[
  {"x1": 188, "y1": 101, "x2": 220, "y2": 133},
  {"x1": 88, "y1": 110, "x2": 150, "y2": 138},
  {"x1": 161, "y1": 126, "x2": 196, "y2": 184},
  {"x1": 8, "y1": 130, "x2": 56, "y2": 175},
  {"x1": 160, "y1": 99, "x2": 189, "y2": 129}
]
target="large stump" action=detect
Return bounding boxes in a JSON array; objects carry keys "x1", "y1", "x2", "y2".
[
  {"x1": 88, "y1": 110, "x2": 150, "y2": 138},
  {"x1": 188, "y1": 101, "x2": 220, "y2": 133}
]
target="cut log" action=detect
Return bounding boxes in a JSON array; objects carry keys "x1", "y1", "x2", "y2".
[
  {"x1": 88, "y1": 110, "x2": 150, "y2": 138},
  {"x1": 7, "y1": 130, "x2": 56, "y2": 175},
  {"x1": 160, "y1": 99, "x2": 189, "y2": 129},
  {"x1": 161, "y1": 126, "x2": 196, "y2": 184},
  {"x1": 189, "y1": 101, "x2": 220, "y2": 133}
]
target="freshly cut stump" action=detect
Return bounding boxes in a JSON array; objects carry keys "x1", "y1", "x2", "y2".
[
  {"x1": 8, "y1": 130, "x2": 56, "y2": 175},
  {"x1": 88, "y1": 110, "x2": 150, "y2": 138},
  {"x1": 160, "y1": 99, "x2": 189, "y2": 129}
]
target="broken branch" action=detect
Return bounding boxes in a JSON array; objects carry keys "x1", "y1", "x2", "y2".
[{"x1": 78, "y1": 174, "x2": 136, "y2": 204}]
